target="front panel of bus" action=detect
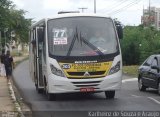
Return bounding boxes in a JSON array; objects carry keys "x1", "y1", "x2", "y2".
[{"x1": 46, "y1": 16, "x2": 122, "y2": 93}]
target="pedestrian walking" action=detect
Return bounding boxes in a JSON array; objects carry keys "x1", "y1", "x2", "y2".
[
  {"x1": 4, "y1": 50, "x2": 14, "y2": 82},
  {"x1": 0, "y1": 49, "x2": 5, "y2": 64},
  {"x1": 0, "y1": 49, "x2": 6, "y2": 77},
  {"x1": 0, "y1": 63, "x2": 6, "y2": 77}
]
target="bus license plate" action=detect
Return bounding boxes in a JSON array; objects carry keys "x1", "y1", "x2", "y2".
[{"x1": 80, "y1": 87, "x2": 95, "y2": 92}]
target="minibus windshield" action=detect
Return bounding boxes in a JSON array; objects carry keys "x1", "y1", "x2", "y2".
[{"x1": 48, "y1": 17, "x2": 118, "y2": 57}]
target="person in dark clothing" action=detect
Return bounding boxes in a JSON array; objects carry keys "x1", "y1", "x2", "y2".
[
  {"x1": 4, "y1": 50, "x2": 14, "y2": 81},
  {"x1": 0, "y1": 49, "x2": 5, "y2": 64}
]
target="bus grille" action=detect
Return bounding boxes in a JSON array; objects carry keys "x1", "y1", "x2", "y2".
[
  {"x1": 67, "y1": 71, "x2": 106, "y2": 76},
  {"x1": 72, "y1": 81, "x2": 102, "y2": 88}
]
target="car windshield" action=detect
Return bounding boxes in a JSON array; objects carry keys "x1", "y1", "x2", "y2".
[{"x1": 47, "y1": 17, "x2": 118, "y2": 57}]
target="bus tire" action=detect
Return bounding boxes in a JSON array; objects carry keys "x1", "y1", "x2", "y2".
[
  {"x1": 36, "y1": 85, "x2": 43, "y2": 94},
  {"x1": 47, "y1": 93, "x2": 56, "y2": 101},
  {"x1": 158, "y1": 81, "x2": 160, "y2": 95},
  {"x1": 46, "y1": 86, "x2": 56, "y2": 101},
  {"x1": 43, "y1": 77, "x2": 47, "y2": 95},
  {"x1": 105, "y1": 91, "x2": 115, "y2": 99}
]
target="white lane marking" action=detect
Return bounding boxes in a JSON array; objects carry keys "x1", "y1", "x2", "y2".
[
  {"x1": 131, "y1": 94, "x2": 141, "y2": 98},
  {"x1": 148, "y1": 97, "x2": 160, "y2": 105},
  {"x1": 122, "y1": 78, "x2": 137, "y2": 83}
]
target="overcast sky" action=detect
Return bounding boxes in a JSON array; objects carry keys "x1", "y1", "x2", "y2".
[{"x1": 11, "y1": 0, "x2": 160, "y2": 25}]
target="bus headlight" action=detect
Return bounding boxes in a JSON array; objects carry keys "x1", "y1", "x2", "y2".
[
  {"x1": 109, "y1": 61, "x2": 120, "y2": 75},
  {"x1": 50, "y1": 64, "x2": 65, "y2": 77}
]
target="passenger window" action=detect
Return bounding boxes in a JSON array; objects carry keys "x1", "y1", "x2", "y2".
[
  {"x1": 32, "y1": 29, "x2": 36, "y2": 54},
  {"x1": 151, "y1": 58, "x2": 158, "y2": 73},
  {"x1": 143, "y1": 56, "x2": 154, "y2": 66},
  {"x1": 43, "y1": 32, "x2": 46, "y2": 64},
  {"x1": 152, "y1": 59, "x2": 158, "y2": 66}
]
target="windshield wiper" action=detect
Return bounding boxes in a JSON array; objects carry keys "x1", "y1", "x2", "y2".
[
  {"x1": 79, "y1": 32, "x2": 104, "y2": 55},
  {"x1": 66, "y1": 27, "x2": 104, "y2": 56},
  {"x1": 66, "y1": 27, "x2": 78, "y2": 56}
]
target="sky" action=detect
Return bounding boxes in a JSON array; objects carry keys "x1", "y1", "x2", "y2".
[{"x1": 10, "y1": 0, "x2": 160, "y2": 26}]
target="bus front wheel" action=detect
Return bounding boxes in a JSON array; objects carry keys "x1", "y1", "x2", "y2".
[
  {"x1": 105, "y1": 91, "x2": 115, "y2": 99},
  {"x1": 35, "y1": 80, "x2": 43, "y2": 93},
  {"x1": 44, "y1": 80, "x2": 56, "y2": 101},
  {"x1": 47, "y1": 92, "x2": 56, "y2": 101},
  {"x1": 36, "y1": 85, "x2": 43, "y2": 94}
]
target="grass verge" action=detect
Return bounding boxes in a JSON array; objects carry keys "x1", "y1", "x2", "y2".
[
  {"x1": 14, "y1": 56, "x2": 29, "y2": 66},
  {"x1": 123, "y1": 65, "x2": 139, "y2": 77}
]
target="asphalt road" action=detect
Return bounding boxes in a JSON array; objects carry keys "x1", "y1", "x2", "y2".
[{"x1": 13, "y1": 60, "x2": 160, "y2": 117}]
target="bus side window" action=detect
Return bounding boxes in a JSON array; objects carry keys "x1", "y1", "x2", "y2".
[
  {"x1": 114, "y1": 21, "x2": 123, "y2": 39},
  {"x1": 31, "y1": 29, "x2": 36, "y2": 54},
  {"x1": 36, "y1": 27, "x2": 46, "y2": 63},
  {"x1": 42, "y1": 28, "x2": 46, "y2": 64},
  {"x1": 37, "y1": 27, "x2": 44, "y2": 43}
]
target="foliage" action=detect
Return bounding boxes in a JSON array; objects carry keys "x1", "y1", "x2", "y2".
[
  {"x1": 9, "y1": 8, "x2": 32, "y2": 44},
  {"x1": 0, "y1": 0, "x2": 31, "y2": 49},
  {"x1": 0, "y1": 0, "x2": 13, "y2": 29},
  {"x1": 121, "y1": 25, "x2": 160, "y2": 65},
  {"x1": 123, "y1": 65, "x2": 139, "y2": 77}
]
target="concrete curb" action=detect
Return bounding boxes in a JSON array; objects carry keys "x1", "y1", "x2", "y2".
[
  {"x1": 8, "y1": 80, "x2": 25, "y2": 117},
  {"x1": 122, "y1": 78, "x2": 137, "y2": 83}
]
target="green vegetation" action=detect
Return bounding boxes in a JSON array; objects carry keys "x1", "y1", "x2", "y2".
[
  {"x1": 11, "y1": 47, "x2": 28, "y2": 57},
  {"x1": 121, "y1": 25, "x2": 160, "y2": 76},
  {"x1": 14, "y1": 56, "x2": 29, "y2": 66},
  {"x1": 121, "y1": 25, "x2": 160, "y2": 65},
  {"x1": 123, "y1": 65, "x2": 139, "y2": 77},
  {"x1": 0, "y1": 0, "x2": 31, "y2": 49},
  {"x1": 11, "y1": 50, "x2": 22, "y2": 57}
]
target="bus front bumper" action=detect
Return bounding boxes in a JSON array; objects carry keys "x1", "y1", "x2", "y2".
[{"x1": 47, "y1": 71, "x2": 122, "y2": 94}]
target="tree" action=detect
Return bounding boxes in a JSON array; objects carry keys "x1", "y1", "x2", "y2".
[
  {"x1": 121, "y1": 25, "x2": 160, "y2": 65},
  {"x1": 9, "y1": 8, "x2": 31, "y2": 44},
  {"x1": 121, "y1": 26, "x2": 141, "y2": 65},
  {"x1": 0, "y1": 0, "x2": 13, "y2": 29},
  {"x1": 0, "y1": 0, "x2": 31, "y2": 50}
]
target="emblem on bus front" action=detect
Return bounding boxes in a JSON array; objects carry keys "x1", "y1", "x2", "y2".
[
  {"x1": 84, "y1": 71, "x2": 90, "y2": 76},
  {"x1": 62, "y1": 64, "x2": 71, "y2": 69}
]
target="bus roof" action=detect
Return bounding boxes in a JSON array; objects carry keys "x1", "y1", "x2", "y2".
[
  {"x1": 47, "y1": 13, "x2": 109, "y2": 20},
  {"x1": 31, "y1": 13, "x2": 111, "y2": 28},
  {"x1": 49, "y1": 13, "x2": 110, "y2": 19}
]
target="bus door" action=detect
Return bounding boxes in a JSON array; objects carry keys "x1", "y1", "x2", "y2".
[{"x1": 35, "y1": 27, "x2": 44, "y2": 88}]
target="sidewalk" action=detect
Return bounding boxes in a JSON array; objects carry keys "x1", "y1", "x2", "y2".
[
  {"x1": 0, "y1": 77, "x2": 14, "y2": 111},
  {"x1": 0, "y1": 55, "x2": 28, "y2": 112}
]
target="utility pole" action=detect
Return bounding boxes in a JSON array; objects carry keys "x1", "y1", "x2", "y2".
[
  {"x1": 78, "y1": 7, "x2": 88, "y2": 13},
  {"x1": 148, "y1": 0, "x2": 151, "y2": 26},
  {"x1": 4, "y1": 28, "x2": 8, "y2": 50},
  {"x1": 4, "y1": 31, "x2": 6, "y2": 49},
  {"x1": 0, "y1": 31, "x2": 1, "y2": 51},
  {"x1": 94, "y1": 0, "x2": 96, "y2": 13}
]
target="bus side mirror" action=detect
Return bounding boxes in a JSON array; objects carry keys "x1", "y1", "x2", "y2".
[
  {"x1": 116, "y1": 25, "x2": 123, "y2": 39},
  {"x1": 37, "y1": 28, "x2": 44, "y2": 42}
]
